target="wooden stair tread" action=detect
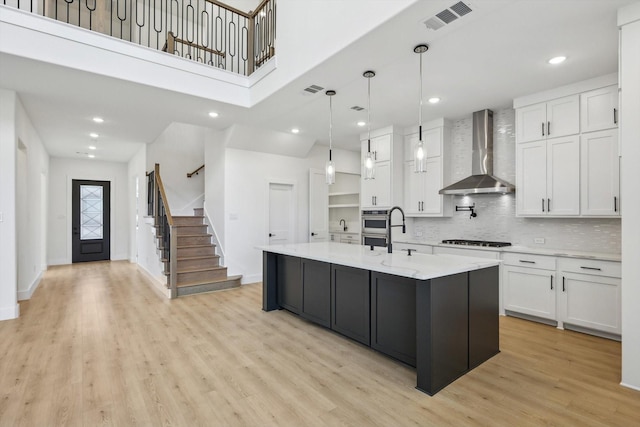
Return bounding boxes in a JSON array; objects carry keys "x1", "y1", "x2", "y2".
[
  {"x1": 172, "y1": 215, "x2": 205, "y2": 218},
  {"x1": 165, "y1": 266, "x2": 226, "y2": 275},
  {"x1": 176, "y1": 275, "x2": 242, "y2": 288},
  {"x1": 177, "y1": 234, "x2": 212, "y2": 237},
  {"x1": 177, "y1": 255, "x2": 219, "y2": 261},
  {"x1": 176, "y1": 244, "x2": 214, "y2": 249}
]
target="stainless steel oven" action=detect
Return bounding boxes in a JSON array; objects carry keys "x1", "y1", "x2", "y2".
[
  {"x1": 361, "y1": 210, "x2": 389, "y2": 235},
  {"x1": 362, "y1": 233, "x2": 388, "y2": 248}
]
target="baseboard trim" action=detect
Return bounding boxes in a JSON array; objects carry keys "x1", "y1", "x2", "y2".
[
  {"x1": 241, "y1": 273, "x2": 261, "y2": 285},
  {"x1": 0, "y1": 304, "x2": 20, "y2": 321},
  {"x1": 620, "y1": 382, "x2": 640, "y2": 392},
  {"x1": 136, "y1": 263, "x2": 171, "y2": 299},
  {"x1": 18, "y1": 271, "x2": 43, "y2": 301}
]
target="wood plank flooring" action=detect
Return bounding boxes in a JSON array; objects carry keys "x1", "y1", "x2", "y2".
[{"x1": 0, "y1": 260, "x2": 638, "y2": 426}]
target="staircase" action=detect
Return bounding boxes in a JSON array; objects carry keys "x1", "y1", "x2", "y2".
[{"x1": 161, "y1": 208, "x2": 241, "y2": 297}]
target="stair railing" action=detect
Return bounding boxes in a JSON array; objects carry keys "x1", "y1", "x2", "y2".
[
  {"x1": 3, "y1": 0, "x2": 276, "y2": 76},
  {"x1": 149, "y1": 163, "x2": 178, "y2": 298}
]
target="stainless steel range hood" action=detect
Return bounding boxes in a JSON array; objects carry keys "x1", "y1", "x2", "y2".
[{"x1": 439, "y1": 109, "x2": 515, "y2": 195}]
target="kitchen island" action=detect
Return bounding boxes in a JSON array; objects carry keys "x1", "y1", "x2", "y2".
[{"x1": 261, "y1": 242, "x2": 500, "y2": 396}]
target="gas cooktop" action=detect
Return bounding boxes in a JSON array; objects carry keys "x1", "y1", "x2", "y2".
[{"x1": 441, "y1": 239, "x2": 512, "y2": 248}]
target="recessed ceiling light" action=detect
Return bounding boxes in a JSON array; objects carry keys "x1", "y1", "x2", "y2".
[
  {"x1": 89, "y1": 132, "x2": 99, "y2": 138},
  {"x1": 88, "y1": 154, "x2": 96, "y2": 158},
  {"x1": 548, "y1": 56, "x2": 566, "y2": 65},
  {"x1": 92, "y1": 117, "x2": 104, "y2": 123},
  {"x1": 428, "y1": 97, "x2": 441, "y2": 104},
  {"x1": 357, "y1": 121, "x2": 366, "y2": 127},
  {"x1": 208, "y1": 112, "x2": 219, "y2": 118},
  {"x1": 88, "y1": 145, "x2": 97, "y2": 150},
  {"x1": 291, "y1": 128, "x2": 300, "y2": 134}
]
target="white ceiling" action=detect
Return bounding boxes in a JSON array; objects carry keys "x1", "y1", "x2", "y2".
[{"x1": 0, "y1": 0, "x2": 633, "y2": 162}]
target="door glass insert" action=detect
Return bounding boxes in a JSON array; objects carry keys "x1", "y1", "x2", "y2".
[{"x1": 80, "y1": 185, "x2": 103, "y2": 240}]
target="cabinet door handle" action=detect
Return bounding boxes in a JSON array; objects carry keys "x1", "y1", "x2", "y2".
[
  {"x1": 580, "y1": 266, "x2": 602, "y2": 271},
  {"x1": 614, "y1": 196, "x2": 618, "y2": 212},
  {"x1": 562, "y1": 276, "x2": 566, "y2": 292},
  {"x1": 269, "y1": 233, "x2": 275, "y2": 237},
  {"x1": 547, "y1": 121, "x2": 551, "y2": 136},
  {"x1": 519, "y1": 260, "x2": 536, "y2": 264},
  {"x1": 614, "y1": 108, "x2": 618, "y2": 125},
  {"x1": 550, "y1": 275, "x2": 554, "y2": 290},
  {"x1": 311, "y1": 232, "x2": 317, "y2": 236},
  {"x1": 547, "y1": 198, "x2": 551, "y2": 212},
  {"x1": 541, "y1": 122, "x2": 545, "y2": 137},
  {"x1": 542, "y1": 198, "x2": 545, "y2": 212}
]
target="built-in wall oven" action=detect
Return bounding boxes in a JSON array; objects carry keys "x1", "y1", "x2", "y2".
[{"x1": 361, "y1": 210, "x2": 389, "y2": 247}]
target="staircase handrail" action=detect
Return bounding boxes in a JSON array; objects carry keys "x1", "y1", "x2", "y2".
[{"x1": 187, "y1": 164, "x2": 205, "y2": 178}]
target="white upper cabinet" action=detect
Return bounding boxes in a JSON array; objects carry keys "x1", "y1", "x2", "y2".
[
  {"x1": 402, "y1": 120, "x2": 452, "y2": 217},
  {"x1": 516, "y1": 95, "x2": 579, "y2": 143},
  {"x1": 514, "y1": 75, "x2": 620, "y2": 218},
  {"x1": 580, "y1": 85, "x2": 619, "y2": 133},
  {"x1": 516, "y1": 136, "x2": 580, "y2": 216},
  {"x1": 360, "y1": 127, "x2": 403, "y2": 210},
  {"x1": 581, "y1": 129, "x2": 620, "y2": 216}
]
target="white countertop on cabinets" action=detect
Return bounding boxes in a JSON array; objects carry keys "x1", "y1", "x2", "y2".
[
  {"x1": 393, "y1": 239, "x2": 621, "y2": 262},
  {"x1": 259, "y1": 242, "x2": 500, "y2": 281}
]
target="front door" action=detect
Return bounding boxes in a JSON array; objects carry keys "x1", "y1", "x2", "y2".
[{"x1": 72, "y1": 180, "x2": 111, "y2": 263}]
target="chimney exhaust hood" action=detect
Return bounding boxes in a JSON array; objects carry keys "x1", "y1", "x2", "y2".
[{"x1": 439, "y1": 109, "x2": 515, "y2": 195}]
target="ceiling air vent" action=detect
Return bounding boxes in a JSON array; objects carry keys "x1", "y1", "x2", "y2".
[
  {"x1": 303, "y1": 84, "x2": 324, "y2": 94},
  {"x1": 351, "y1": 106, "x2": 365, "y2": 111},
  {"x1": 423, "y1": 1, "x2": 472, "y2": 31}
]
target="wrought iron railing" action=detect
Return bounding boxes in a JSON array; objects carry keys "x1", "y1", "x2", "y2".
[
  {"x1": 3, "y1": 0, "x2": 276, "y2": 76},
  {"x1": 148, "y1": 163, "x2": 177, "y2": 298}
]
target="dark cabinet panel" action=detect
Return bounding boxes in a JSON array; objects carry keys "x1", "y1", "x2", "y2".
[
  {"x1": 469, "y1": 266, "x2": 500, "y2": 369},
  {"x1": 331, "y1": 265, "x2": 370, "y2": 346},
  {"x1": 301, "y1": 259, "x2": 331, "y2": 328},
  {"x1": 371, "y1": 272, "x2": 416, "y2": 366},
  {"x1": 276, "y1": 255, "x2": 302, "y2": 314},
  {"x1": 416, "y1": 272, "x2": 469, "y2": 396}
]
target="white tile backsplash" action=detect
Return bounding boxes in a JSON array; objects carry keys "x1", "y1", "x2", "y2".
[{"x1": 409, "y1": 108, "x2": 621, "y2": 254}]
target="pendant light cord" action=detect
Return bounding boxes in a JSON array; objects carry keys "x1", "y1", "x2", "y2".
[
  {"x1": 329, "y1": 94, "x2": 333, "y2": 161},
  {"x1": 367, "y1": 76, "x2": 372, "y2": 152},
  {"x1": 419, "y1": 50, "x2": 423, "y2": 142}
]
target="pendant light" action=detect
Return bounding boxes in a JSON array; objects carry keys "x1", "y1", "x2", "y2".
[
  {"x1": 414, "y1": 44, "x2": 429, "y2": 173},
  {"x1": 363, "y1": 70, "x2": 376, "y2": 180},
  {"x1": 325, "y1": 90, "x2": 336, "y2": 185}
]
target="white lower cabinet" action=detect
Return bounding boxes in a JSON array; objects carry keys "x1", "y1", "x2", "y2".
[
  {"x1": 502, "y1": 253, "x2": 556, "y2": 320},
  {"x1": 502, "y1": 252, "x2": 621, "y2": 339},
  {"x1": 557, "y1": 258, "x2": 621, "y2": 336}
]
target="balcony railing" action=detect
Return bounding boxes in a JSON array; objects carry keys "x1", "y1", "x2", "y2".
[{"x1": 3, "y1": 0, "x2": 276, "y2": 76}]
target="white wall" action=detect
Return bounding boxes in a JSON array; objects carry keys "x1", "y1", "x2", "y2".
[
  {"x1": 48, "y1": 158, "x2": 129, "y2": 265},
  {"x1": 409, "y1": 108, "x2": 621, "y2": 254},
  {"x1": 147, "y1": 122, "x2": 205, "y2": 216},
  {"x1": 223, "y1": 144, "x2": 359, "y2": 283},
  {"x1": 619, "y1": 1, "x2": 640, "y2": 391},
  {"x1": 15, "y1": 96, "x2": 49, "y2": 300},
  {"x1": 0, "y1": 89, "x2": 19, "y2": 320},
  {"x1": 204, "y1": 128, "x2": 228, "y2": 252}
]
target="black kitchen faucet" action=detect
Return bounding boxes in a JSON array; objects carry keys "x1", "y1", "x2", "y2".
[{"x1": 387, "y1": 206, "x2": 406, "y2": 254}]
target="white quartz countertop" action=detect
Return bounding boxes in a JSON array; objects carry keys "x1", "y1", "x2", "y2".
[
  {"x1": 393, "y1": 239, "x2": 621, "y2": 262},
  {"x1": 259, "y1": 242, "x2": 500, "y2": 281}
]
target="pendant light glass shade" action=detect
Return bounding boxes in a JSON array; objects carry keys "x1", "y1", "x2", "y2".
[
  {"x1": 363, "y1": 71, "x2": 376, "y2": 180},
  {"x1": 326, "y1": 90, "x2": 336, "y2": 185},
  {"x1": 414, "y1": 44, "x2": 429, "y2": 173}
]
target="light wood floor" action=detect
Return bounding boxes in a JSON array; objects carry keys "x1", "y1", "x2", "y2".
[{"x1": 1, "y1": 261, "x2": 638, "y2": 426}]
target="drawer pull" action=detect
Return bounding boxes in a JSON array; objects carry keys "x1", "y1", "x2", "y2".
[
  {"x1": 519, "y1": 260, "x2": 536, "y2": 264},
  {"x1": 580, "y1": 266, "x2": 602, "y2": 271},
  {"x1": 562, "y1": 276, "x2": 566, "y2": 292},
  {"x1": 550, "y1": 275, "x2": 553, "y2": 290}
]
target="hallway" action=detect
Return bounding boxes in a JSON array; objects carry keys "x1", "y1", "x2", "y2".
[{"x1": 0, "y1": 261, "x2": 638, "y2": 426}]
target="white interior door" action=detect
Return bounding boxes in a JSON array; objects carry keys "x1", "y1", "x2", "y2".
[
  {"x1": 269, "y1": 183, "x2": 295, "y2": 245},
  {"x1": 309, "y1": 169, "x2": 328, "y2": 241}
]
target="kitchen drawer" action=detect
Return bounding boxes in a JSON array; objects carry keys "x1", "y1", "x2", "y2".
[
  {"x1": 502, "y1": 252, "x2": 556, "y2": 270},
  {"x1": 558, "y1": 257, "x2": 621, "y2": 278},
  {"x1": 339, "y1": 234, "x2": 358, "y2": 244}
]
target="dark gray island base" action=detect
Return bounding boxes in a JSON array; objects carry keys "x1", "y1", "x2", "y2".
[{"x1": 262, "y1": 251, "x2": 499, "y2": 396}]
